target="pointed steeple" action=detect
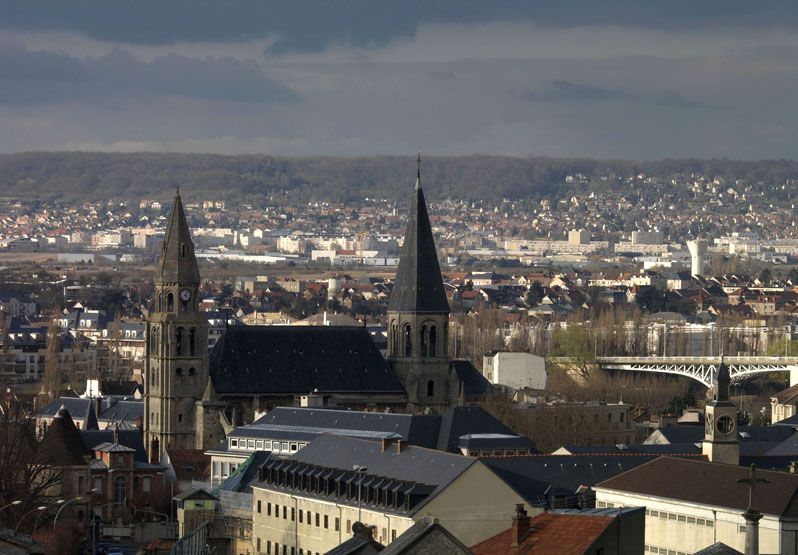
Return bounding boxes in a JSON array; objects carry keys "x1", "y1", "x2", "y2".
[
  {"x1": 388, "y1": 156, "x2": 449, "y2": 314},
  {"x1": 157, "y1": 190, "x2": 200, "y2": 284},
  {"x1": 715, "y1": 359, "x2": 730, "y2": 402}
]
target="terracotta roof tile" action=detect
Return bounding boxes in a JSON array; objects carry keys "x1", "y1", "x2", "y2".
[{"x1": 471, "y1": 512, "x2": 614, "y2": 554}]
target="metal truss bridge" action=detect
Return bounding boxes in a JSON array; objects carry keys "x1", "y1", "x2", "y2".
[{"x1": 596, "y1": 356, "x2": 798, "y2": 387}]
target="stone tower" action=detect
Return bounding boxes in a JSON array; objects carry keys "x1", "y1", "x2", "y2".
[
  {"x1": 144, "y1": 191, "x2": 219, "y2": 461},
  {"x1": 702, "y1": 361, "x2": 740, "y2": 465},
  {"x1": 387, "y1": 156, "x2": 458, "y2": 409}
]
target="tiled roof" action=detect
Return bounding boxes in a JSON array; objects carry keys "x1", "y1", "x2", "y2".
[
  {"x1": 164, "y1": 448, "x2": 211, "y2": 482},
  {"x1": 471, "y1": 511, "x2": 614, "y2": 554},
  {"x1": 596, "y1": 456, "x2": 798, "y2": 517},
  {"x1": 774, "y1": 383, "x2": 798, "y2": 404}
]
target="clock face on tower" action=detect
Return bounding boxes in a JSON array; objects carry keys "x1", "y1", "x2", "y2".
[
  {"x1": 179, "y1": 288, "x2": 191, "y2": 302},
  {"x1": 716, "y1": 415, "x2": 736, "y2": 435}
]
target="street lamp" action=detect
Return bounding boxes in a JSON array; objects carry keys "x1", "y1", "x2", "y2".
[
  {"x1": 15, "y1": 506, "x2": 46, "y2": 534},
  {"x1": 0, "y1": 500, "x2": 22, "y2": 513},
  {"x1": 353, "y1": 465, "x2": 368, "y2": 523},
  {"x1": 54, "y1": 496, "x2": 84, "y2": 530}
]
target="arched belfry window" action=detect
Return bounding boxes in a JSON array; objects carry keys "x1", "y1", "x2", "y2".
[
  {"x1": 427, "y1": 380, "x2": 435, "y2": 398},
  {"x1": 420, "y1": 325, "x2": 428, "y2": 357},
  {"x1": 175, "y1": 326, "x2": 184, "y2": 355},
  {"x1": 429, "y1": 325, "x2": 437, "y2": 357},
  {"x1": 167, "y1": 292, "x2": 174, "y2": 312},
  {"x1": 189, "y1": 328, "x2": 196, "y2": 356},
  {"x1": 403, "y1": 324, "x2": 413, "y2": 357},
  {"x1": 389, "y1": 321, "x2": 398, "y2": 356},
  {"x1": 181, "y1": 243, "x2": 186, "y2": 258}
]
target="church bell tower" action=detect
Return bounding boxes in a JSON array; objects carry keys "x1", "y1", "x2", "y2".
[
  {"x1": 702, "y1": 361, "x2": 740, "y2": 465},
  {"x1": 144, "y1": 191, "x2": 220, "y2": 461},
  {"x1": 387, "y1": 156, "x2": 457, "y2": 409}
]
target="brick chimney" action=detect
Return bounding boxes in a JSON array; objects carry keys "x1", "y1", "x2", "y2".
[
  {"x1": 395, "y1": 439, "x2": 407, "y2": 454},
  {"x1": 380, "y1": 437, "x2": 391, "y2": 452},
  {"x1": 511, "y1": 504, "x2": 531, "y2": 546}
]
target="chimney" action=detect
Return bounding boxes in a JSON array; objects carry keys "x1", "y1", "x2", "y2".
[
  {"x1": 94, "y1": 396, "x2": 102, "y2": 418},
  {"x1": 511, "y1": 504, "x2": 531, "y2": 546},
  {"x1": 395, "y1": 439, "x2": 406, "y2": 454},
  {"x1": 380, "y1": 437, "x2": 391, "y2": 452}
]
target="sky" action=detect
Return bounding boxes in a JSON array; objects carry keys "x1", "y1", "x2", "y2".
[{"x1": 2, "y1": 1, "x2": 798, "y2": 159}]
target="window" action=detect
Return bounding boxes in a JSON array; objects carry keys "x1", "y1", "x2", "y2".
[
  {"x1": 114, "y1": 476, "x2": 127, "y2": 505},
  {"x1": 347, "y1": 520, "x2": 351, "y2": 533},
  {"x1": 189, "y1": 328, "x2": 196, "y2": 355},
  {"x1": 178, "y1": 413, "x2": 182, "y2": 423},
  {"x1": 142, "y1": 477, "x2": 151, "y2": 492},
  {"x1": 291, "y1": 508, "x2": 295, "y2": 521},
  {"x1": 267, "y1": 503, "x2": 271, "y2": 516},
  {"x1": 427, "y1": 380, "x2": 435, "y2": 397},
  {"x1": 188, "y1": 367, "x2": 195, "y2": 376},
  {"x1": 264, "y1": 441, "x2": 272, "y2": 450},
  {"x1": 307, "y1": 511, "x2": 311, "y2": 524},
  {"x1": 257, "y1": 500, "x2": 261, "y2": 513},
  {"x1": 299, "y1": 510, "x2": 303, "y2": 523},
  {"x1": 607, "y1": 414, "x2": 612, "y2": 423},
  {"x1": 275, "y1": 504, "x2": 279, "y2": 518},
  {"x1": 315, "y1": 513, "x2": 320, "y2": 527},
  {"x1": 429, "y1": 325, "x2": 437, "y2": 356},
  {"x1": 335, "y1": 517, "x2": 340, "y2": 532},
  {"x1": 257, "y1": 440, "x2": 264, "y2": 449},
  {"x1": 283, "y1": 506, "x2": 287, "y2": 520},
  {"x1": 392, "y1": 530, "x2": 396, "y2": 542},
  {"x1": 167, "y1": 293, "x2": 174, "y2": 312},
  {"x1": 78, "y1": 476, "x2": 84, "y2": 493},
  {"x1": 267, "y1": 542, "x2": 271, "y2": 555},
  {"x1": 403, "y1": 324, "x2": 412, "y2": 357},
  {"x1": 175, "y1": 326, "x2": 184, "y2": 355},
  {"x1": 231, "y1": 438, "x2": 238, "y2": 448},
  {"x1": 620, "y1": 412, "x2": 625, "y2": 422},
  {"x1": 257, "y1": 538, "x2": 261, "y2": 551},
  {"x1": 324, "y1": 515, "x2": 328, "y2": 529},
  {"x1": 176, "y1": 367, "x2": 183, "y2": 376},
  {"x1": 290, "y1": 443, "x2": 298, "y2": 451},
  {"x1": 248, "y1": 439, "x2": 255, "y2": 449}
]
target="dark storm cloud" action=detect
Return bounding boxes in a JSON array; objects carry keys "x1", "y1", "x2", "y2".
[
  {"x1": 2, "y1": 0, "x2": 798, "y2": 53},
  {"x1": 0, "y1": 45, "x2": 297, "y2": 105},
  {"x1": 527, "y1": 80, "x2": 700, "y2": 108}
]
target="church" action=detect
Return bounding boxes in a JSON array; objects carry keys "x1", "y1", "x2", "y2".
[{"x1": 143, "y1": 163, "x2": 490, "y2": 460}]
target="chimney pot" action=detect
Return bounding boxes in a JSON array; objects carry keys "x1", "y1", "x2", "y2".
[{"x1": 511, "y1": 503, "x2": 531, "y2": 546}]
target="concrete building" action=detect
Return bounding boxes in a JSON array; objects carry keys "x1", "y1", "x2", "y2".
[
  {"x1": 482, "y1": 351, "x2": 546, "y2": 391},
  {"x1": 568, "y1": 229, "x2": 590, "y2": 245},
  {"x1": 251, "y1": 435, "x2": 534, "y2": 553},
  {"x1": 688, "y1": 239, "x2": 707, "y2": 276},
  {"x1": 631, "y1": 230, "x2": 664, "y2": 245}
]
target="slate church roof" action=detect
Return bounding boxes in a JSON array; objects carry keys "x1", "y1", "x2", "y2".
[
  {"x1": 157, "y1": 191, "x2": 200, "y2": 284},
  {"x1": 388, "y1": 165, "x2": 449, "y2": 314},
  {"x1": 209, "y1": 325, "x2": 406, "y2": 395}
]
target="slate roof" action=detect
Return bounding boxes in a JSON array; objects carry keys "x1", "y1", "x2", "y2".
[
  {"x1": 325, "y1": 529, "x2": 383, "y2": 555},
  {"x1": 209, "y1": 326, "x2": 406, "y2": 395},
  {"x1": 450, "y1": 360, "x2": 491, "y2": 397},
  {"x1": 647, "y1": 425, "x2": 795, "y2": 446},
  {"x1": 458, "y1": 433, "x2": 537, "y2": 451},
  {"x1": 483, "y1": 454, "x2": 680, "y2": 507},
  {"x1": 37, "y1": 397, "x2": 142, "y2": 425},
  {"x1": 81, "y1": 429, "x2": 147, "y2": 462},
  {"x1": 596, "y1": 456, "x2": 798, "y2": 518},
  {"x1": 693, "y1": 542, "x2": 743, "y2": 555},
  {"x1": 39, "y1": 407, "x2": 92, "y2": 466},
  {"x1": 557, "y1": 444, "x2": 701, "y2": 455},
  {"x1": 774, "y1": 414, "x2": 798, "y2": 427},
  {"x1": 471, "y1": 510, "x2": 618, "y2": 555},
  {"x1": 230, "y1": 405, "x2": 526, "y2": 455},
  {"x1": 157, "y1": 192, "x2": 200, "y2": 284},
  {"x1": 270, "y1": 435, "x2": 476, "y2": 514},
  {"x1": 388, "y1": 180, "x2": 449, "y2": 314},
  {"x1": 380, "y1": 519, "x2": 472, "y2": 554}
]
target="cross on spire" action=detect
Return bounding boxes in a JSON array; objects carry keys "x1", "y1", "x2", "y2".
[{"x1": 738, "y1": 463, "x2": 769, "y2": 512}]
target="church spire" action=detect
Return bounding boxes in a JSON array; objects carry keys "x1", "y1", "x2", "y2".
[
  {"x1": 388, "y1": 156, "x2": 449, "y2": 314},
  {"x1": 157, "y1": 190, "x2": 200, "y2": 285}
]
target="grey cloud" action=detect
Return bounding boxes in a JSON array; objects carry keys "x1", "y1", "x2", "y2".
[
  {"x1": 2, "y1": 1, "x2": 798, "y2": 54},
  {"x1": 527, "y1": 80, "x2": 701, "y2": 108},
  {"x1": 0, "y1": 45, "x2": 297, "y2": 105}
]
